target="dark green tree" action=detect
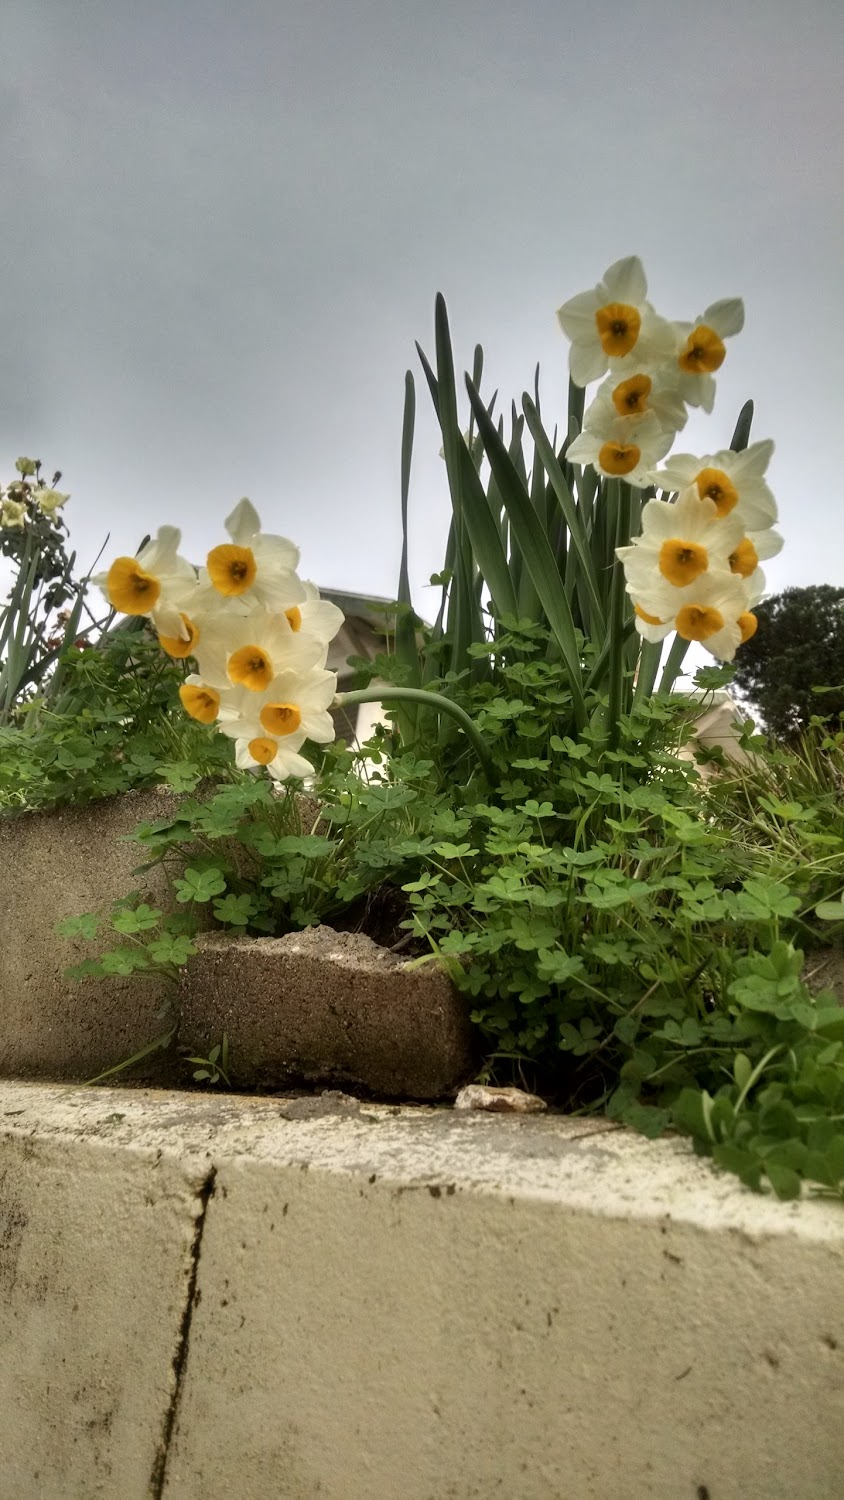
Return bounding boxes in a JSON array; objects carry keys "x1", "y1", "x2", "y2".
[{"x1": 731, "y1": 585, "x2": 844, "y2": 739}]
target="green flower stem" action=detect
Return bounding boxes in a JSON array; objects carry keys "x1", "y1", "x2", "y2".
[{"x1": 335, "y1": 687, "x2": 494, "y2": 781}]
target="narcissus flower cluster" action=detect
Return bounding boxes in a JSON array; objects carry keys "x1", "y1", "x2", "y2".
[
  {"x1": 1, "y1": 457, "x2": 71, "y2": 529},
  {"x1": 558, "y1": 257, "x2": 783, "y2": 661},
  {"x1": 559, "y1": 256, "x2": 745, "y2": 483},
  {"x1": 95, "y1": 499, "x2": 344, "y2": 780}
]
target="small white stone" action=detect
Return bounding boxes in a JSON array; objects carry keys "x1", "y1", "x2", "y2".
[{"x1": 454, "y1": 1084, "x2": 548, "y2": 1114}]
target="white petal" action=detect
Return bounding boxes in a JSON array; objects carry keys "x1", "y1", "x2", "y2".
[
  {"x1": 602, "y1": 255, "x2": 647, "y2": 304},
  {"x1": 703, "y1": 298, "x2": 745, "y2": 338},
  {"x1": 270, "y1": 745, "x2": 315, "y2": 780},
  {"x1": 254, "y1": 533, "x2": 301, "y2": 574},
  {"x1": 150, "y1": 601, "x2": 185, "y2": 638},
  {"x1": 747, "y1": 526, "x2": 783, "y2": 561},
  {"x1": 225, "y1": 498, "x2": 261, "y2": 545},
  {"x1": 302, "y1": 597, "x2": 345, "y2": 639},
  {"x1": 568, "y1": 341, "x2": 608, "y2": 388},
  {"x1": 731, "y1": 439, "x2": 775, "y2": 478},
  {"x1": 556, "y1": 288, "x2": 600, "y2": 339},
  {"x1": 564, "y1": 430, "x2": 599, "y2": 464}
]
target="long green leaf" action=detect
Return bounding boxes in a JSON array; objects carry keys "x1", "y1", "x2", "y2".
[
  {"x1": 466, "y1": 376, "x2": 586, "y2": 729},
  {"x1": 417, "y1": 320, "x2": 518, "y2": 624},
  {"x1": 393, "y1": 370, "x2": 421, "y2": 741},
  {"x1": 730, "y1": 400, "x2": 754, "y2": 453},
  {"x1": 522, "y1": 395, "x2": 605, "y2": 635}
]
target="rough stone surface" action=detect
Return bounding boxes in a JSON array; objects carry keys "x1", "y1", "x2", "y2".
[
  {"x1": 1, "y1": 1080, "x2": 843, "y2": 1499},
  {"x1": 0, "y1": 789, "x2": 188, "y2": 1081},
  {"x1": 805, "y1": 946, "x2": 844, "y2": 1002},
  {"x1": 455, "y1": 1083, "x2": 548, "y2": 1113},
  {"x1": 180, "y1": 927, "x2": 477, "y2": 1099}
]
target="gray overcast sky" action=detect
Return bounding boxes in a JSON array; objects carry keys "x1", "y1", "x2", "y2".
[{"x1": 2, "y1": 0, "x2": 843, "y2": 621}]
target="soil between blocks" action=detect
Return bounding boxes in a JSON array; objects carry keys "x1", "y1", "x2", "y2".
[{"x1": 179, "y1": 927, "x2": 478, "y2": 1099}]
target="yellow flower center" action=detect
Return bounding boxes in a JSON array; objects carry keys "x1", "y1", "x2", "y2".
[
  {"x1": 227, "y1": 645, "x2": 273, "y2": 691},
  {"x1": 178, "y1": 683, "x2": 220, "y2": 724},
  {"x1": 658, "y1": 539, "x2": 709, "y2": 587},
  {"x1": 675, "y1": 604, "x2": 724, "y2": 643},
  {"x1": 729, "y1": 538, "x2": 759, "y2": 578},
  {"x1": 260, "y1": 702, "x2": 302, "y2": 737},
  {"x1": 595, "y1": 302, "x2": 641, "y2": 357},
  {"x1": 106, "y1": 557, "x2": 161, "y2": 614},
  {"x1": 285, "y1": 605, "x2": 302, "y2": 632},
  {"x1": 695, "y1": 468, "x2": 739, "y2": 517},
  {"x1": 738, "y1": 612, "x2": 758, "y2": 644},
  {"x1": 612, "y1": 374, "x2": 652, "y2": 416},
  {"x1": 678, "y1": 325, "x2": 726, "y2": 375},
  {"x1": 634, "y1": 603, "x2": 664, "y2": 626},
  {"x1": 598, "y1": 442, "x2": 641, "y2": 477},
  {"x1": 157, "y1": 613, "x2": 200, "y2": 659},
  {"x1": 206, "y1": 543, "x2": 257, "y2": 596},
  {"x1": 248, "y1": 736, "x2": 278, "y2": 765}
]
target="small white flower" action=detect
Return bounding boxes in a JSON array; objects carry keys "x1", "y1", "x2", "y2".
[
  {"x1": 191, "y1": 606, "x2": 326, "y2": 691},
  {"x1": 723, "y1": 525, "x2": 784, "y2": 600},
  {"x1": 648, "y1": 440, "x2": 777, "y2": 529},
  {"x1": 286, "y1": 581, "x2": 345, "y2": 651},
  {"x1": 628, "y1": 569, "x2": 753, "y2": 662},
  {"x1": 36, "y1": 488, "x2": 70, "y2": 517},
  {"x1": 566, "y1": 411, "x2": 673, "y2": 488},
  {"x1": 584, "y1": 361, "x2": 688, "y2": 439},
  {"x1": 199, "y1": 498, "x2": 305, "y2": 614},
  {"x1": 233, "y1": 736, "x2": 316, "y2": 781},
  {"x1": 669, "y1": 298, "x2": 745, "y2": 411},
  {"x1": 93, "y1": 526, "x2": 198, "y2": 636},
  {"x1": 0, "y1": 497, "x2": 27, "y2": 530},
  {"x1": 216, "y1": 665, "x2": 337, "y2": 744},
  {"x1": 617, "y1": 487, "x2": 744, "y2": 592},
  {"x1": 557, "y1": 256, "x2": 676, "y2": 387},
  {"x1": 216, "y1": 665, "x2": 338, "y2": 781}
]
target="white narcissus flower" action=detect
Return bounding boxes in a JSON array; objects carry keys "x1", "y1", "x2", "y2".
[
  {"x1": 723, "y1": 525, "x2": 783, "y2": 600},
  {"x1": 215, "y1": 666, "x2": 338, "y2": 782},
  {"x1": 0, "y1": 497, "x2": 27, "y2": 529},
  {"x1": 199, "y1": 497, "x2": 306, "y2": 615},
  {"x1": 186, "y1": 605, "x2": 326, "y2": 688},
  {"x1": 287, "y1": 581, "x2": 345, "y2": 651},
  {"x1": 233, "y1": 735, "x2": 316, "y2": 781},
  {"x1": 565, "y1": 411, "x2": 673, "y2": 488},
  {"x1": 36, "y1": 488, "x2": 70, "y2": 517},
  {"x1": 647, "y1": 440, "x2": 778, "y2": 530},
  {"x1": 215, "y1": 666, "x2": 338, "y2": 746},
  {"x1": 628, "y1": 569, "x2": 753, "y2": 662},
  {"x1": 94, "y1": 526, "x2": 198, "y2": 637},
  {"x1": 669, "y1": 299, "x2": 745, "y2": 411},
  {"x1": 584, "y1": 361, "x2": 688, "y2": 439},
  {"x1": 556, "y1": 256, "x2": 676, "y2": 388},
  {"x1": 616, "y1": 488, "x2": 744, "y2": 592}
]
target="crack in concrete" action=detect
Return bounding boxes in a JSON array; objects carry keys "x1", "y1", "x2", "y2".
[{"x1": 148, "y1": 1165, "x2": 217, "y2": 1498}]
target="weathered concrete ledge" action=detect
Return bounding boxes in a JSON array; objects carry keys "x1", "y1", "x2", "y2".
[{"x1": 1, "y1": 1080, "x2": 842, "y2": 1499}]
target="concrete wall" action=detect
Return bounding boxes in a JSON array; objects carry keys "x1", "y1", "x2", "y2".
[
  {"x1": 1, "y1": 1080, "x2": 842, "y2": 1500},
  {"x1": 0, "y1": 790, "x2": 186, "y2": 1080}
]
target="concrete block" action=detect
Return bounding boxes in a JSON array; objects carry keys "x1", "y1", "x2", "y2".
[
  {"x1": 2, "y1": 1081, "x2": 843, "y2": 1499},
  {"x1": 0, "y1": 790, "x2": 189, "y2": 1081},
  {"x1": 179, "y1": 928, "x2": 476, "y2": 1099},
  {"x1": 0, "y1": 1084, "x2": 214, "y2": 1499}
]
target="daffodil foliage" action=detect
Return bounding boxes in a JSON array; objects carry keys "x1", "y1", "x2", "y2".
[
  {"x1": 396, "y1": 258, "x2": 783, "y2": 754},
  {"x1": 95, "y1": 499, "x2": 345, "y2": 783}
]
